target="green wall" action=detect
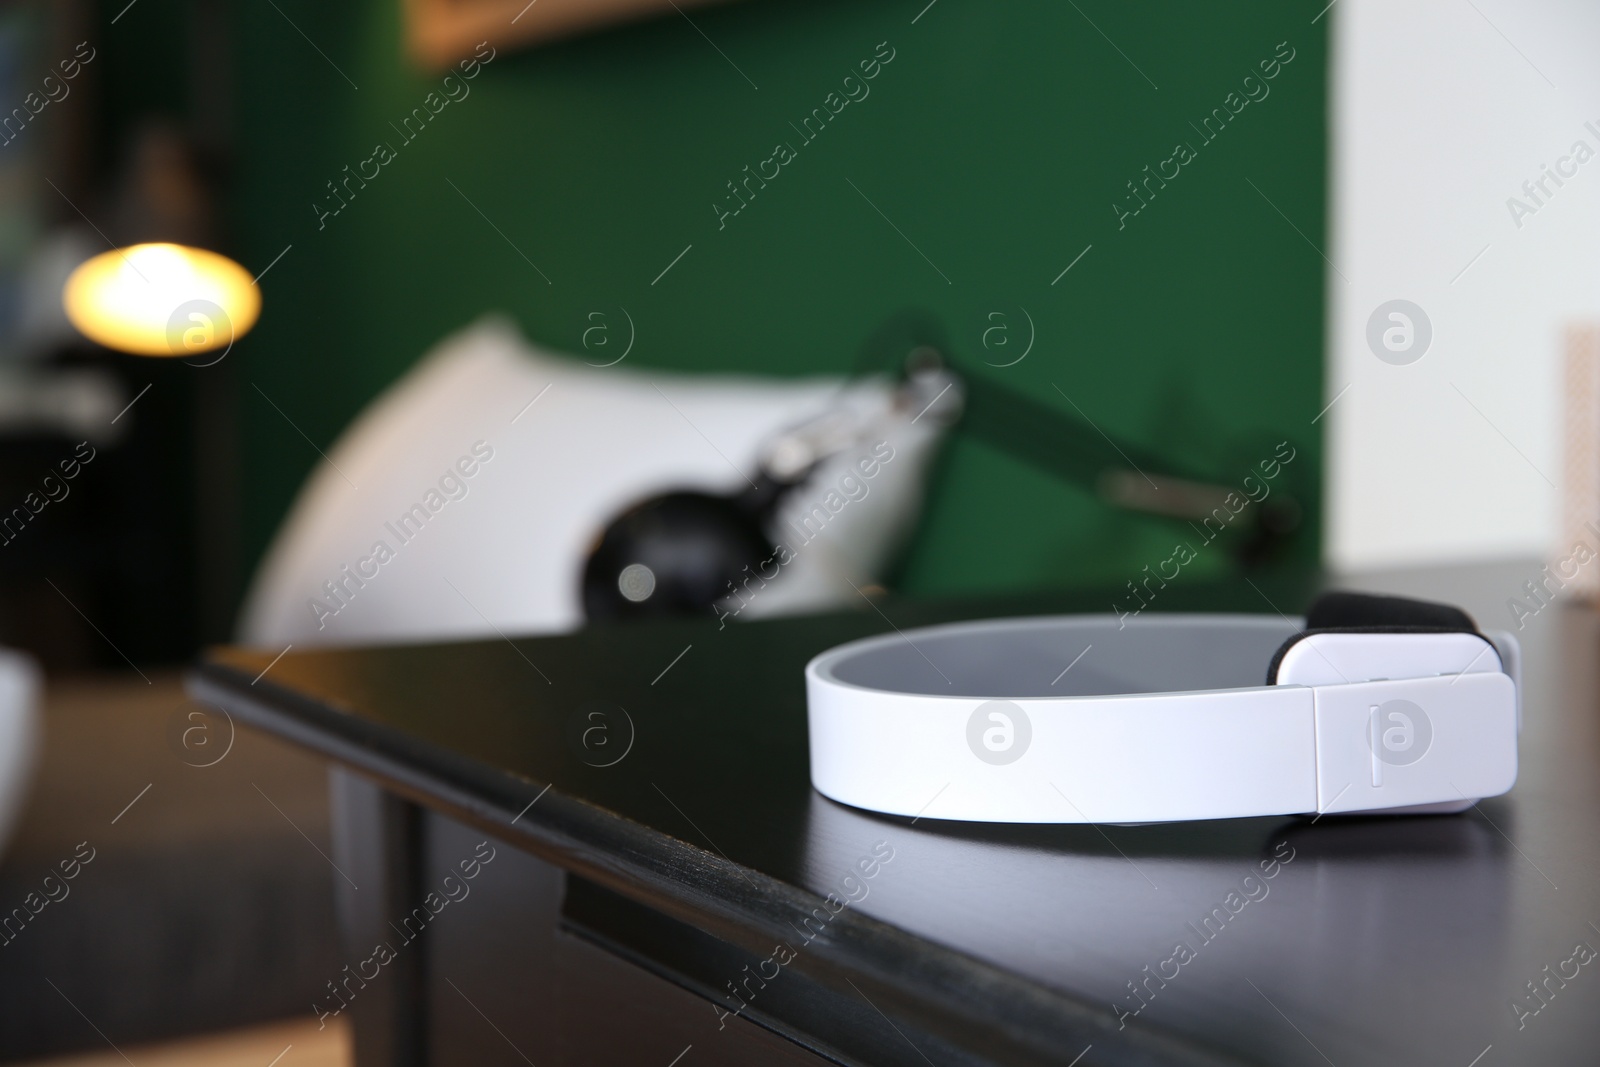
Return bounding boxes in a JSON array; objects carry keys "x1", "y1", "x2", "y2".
[{"x1": 230, "y1": 0, "x2": 1326, "y2": 606}]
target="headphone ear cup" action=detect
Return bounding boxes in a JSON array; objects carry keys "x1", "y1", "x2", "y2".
[{"x1": 1265, "y1": 591, "x2": 1481, "y2": 684}]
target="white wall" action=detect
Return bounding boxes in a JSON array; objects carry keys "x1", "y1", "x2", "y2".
[{"x1": 1328, "y1": 0, "x2": 1600, "y2": 568}]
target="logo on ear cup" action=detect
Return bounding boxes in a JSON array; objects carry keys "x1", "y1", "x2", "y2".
[
  {"x1": 966, "y1": 700, "x2": 1031, "y2": 765},
  {"x1": 1368, "y1": 699, "x2": 1432, "y2": 768}
]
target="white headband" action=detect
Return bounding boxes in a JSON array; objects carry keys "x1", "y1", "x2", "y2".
[{"x1": 806, "y1": 598, "x2": 1518, "y2": 825}]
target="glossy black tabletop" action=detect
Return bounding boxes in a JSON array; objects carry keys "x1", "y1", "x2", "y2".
[{"x1": 190, "y1": 562, "x2": 1600, "y2": 1067}]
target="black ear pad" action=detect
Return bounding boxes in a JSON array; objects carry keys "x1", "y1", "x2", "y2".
[
  {"x1": 1266, "y1": 591, "x2": 1481, "y2": 684},
  {"x1": 1303, "y1": 591, "x2": 1478, "y2": 633}
]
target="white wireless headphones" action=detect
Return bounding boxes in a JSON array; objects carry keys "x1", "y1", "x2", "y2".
[{"x1": 805, "y1": 593, "x2": 1519, "y2": 824}]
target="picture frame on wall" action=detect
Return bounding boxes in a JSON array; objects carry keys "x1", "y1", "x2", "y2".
[{"x1": 402, "y1": 0, "x2": 737, "y2": 68}]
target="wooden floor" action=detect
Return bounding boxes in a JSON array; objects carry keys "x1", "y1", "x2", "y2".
[
  {"x1": 0, "y1": 671, "x2": 340, "y2": 1061},
  {"x1": 15, "y1": 1017, "x2": 351, "y2": 1067}
]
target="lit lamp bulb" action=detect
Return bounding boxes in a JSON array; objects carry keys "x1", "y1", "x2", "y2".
[{"x1": 62, "y1": 242, "x2": 260, "y2": 357}]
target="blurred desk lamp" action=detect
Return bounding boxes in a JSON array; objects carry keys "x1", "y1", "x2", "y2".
[
  {"x1": 584, "y1": 311, "x2": 1307, "y2": 622},
  {"x1": 61, "y1": 242, "x2": 259, "y2": 359}
]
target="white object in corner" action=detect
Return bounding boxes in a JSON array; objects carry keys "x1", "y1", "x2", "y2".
[{"x1": 0, "y1": 649, "x2": 40, "y2": 853}]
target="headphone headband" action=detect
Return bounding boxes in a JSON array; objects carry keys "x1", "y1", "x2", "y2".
[{"x1": 805, "y1": 595, "x2": 1519, "y2": 824}]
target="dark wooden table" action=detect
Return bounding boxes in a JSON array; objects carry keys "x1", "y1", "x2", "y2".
[{"x1": 189, "y1": 562, "x2": 1600, "y2": 1067}]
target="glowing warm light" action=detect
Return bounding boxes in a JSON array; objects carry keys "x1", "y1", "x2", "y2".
[{"x1": 62, "y1": 243, "x2": 260, "y2": 357}]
